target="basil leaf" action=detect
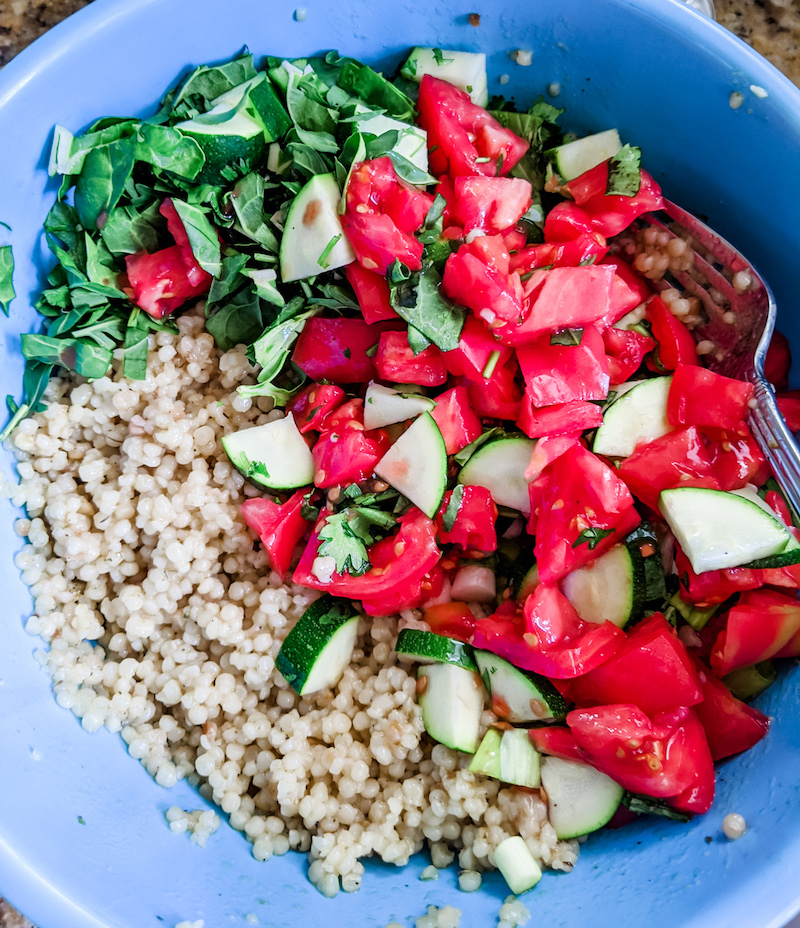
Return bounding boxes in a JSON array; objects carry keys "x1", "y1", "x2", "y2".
[
  {"x1": 387, "y1": 260, "x2": 466, "y2": 352},
  {"x1": 606, "y1": 144, "x2": 642, "y2": 197},
  {"x1": 337, "y1": 60, "x2": 415, "y2": 123},
  {"x1": 135, "y1": 124, "x2": 205, "y2": 180},
  {"x1": 406, "y1": 324, "x2": 432, "y2": 355},
  {"x1": 572, "y1": 526, "x2": 616, "y2": 550},
  {"x1": 123, "y1": 311, "x2": 151, "y2": 380},
  {"x1": 100, "y1": 201, "x2": 162, "y2": 255},
  {"x1": 550, "y1": 327, "x2": 583, "y2": 347},
  {"x1": 0, "y1": 246, "x2": 15, "y2": 315},
  {"x1": 171, "y1": 53, "x2": 258, "y2": 114},
  {"x1": 442, "y1": 484, "x2": 464, "y2": 533},
  {"x1": 84, "y1": 234, "x2": 124, "y2": 292},
  {"x1": 205, "y1": 283, "x2": 264, "y2": 352},
  {"x1": 21, "y1": 334, "x2": 113, "y2": 379},
  {"x1": 171, "y1": 200, "x2": 222, "y2": 276},
  {"x1": 74, "y1": 138, "x2": 137, "y2": 229},
  {"x1": 228, "y1": 173, "x2": 280, "y2": 251},
  {"x1": 453, "y1": 428, "x2": 502, "y2": 466}
]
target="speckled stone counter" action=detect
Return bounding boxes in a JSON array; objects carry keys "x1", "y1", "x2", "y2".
[{"x1": 0, "y1": 2, "x2": 798, "y2": 927}]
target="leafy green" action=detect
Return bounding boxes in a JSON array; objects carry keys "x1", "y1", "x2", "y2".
[
  {"x1": 337, "y1": 60, "x2": 415, "y2": 123},
  {"x1": 135, "y1": 124, "x2": 205, "y2": 179},
  {"x1": 550, "y1": 328, "x2": 584, "y2": 347},
  {"x1": 442, "y1": 484, "x2": 464, "y2": 533},
  {"x1": 0, "y1": 246, "x2": 15, "y2": 315},
  {"x1": 74, "y1": 138, "x2": 137, "y2": 229},
  {"x1": 205, "y1": 282, "x2": 264, "y2": 351},
  {"x1": 228, "y1": 173, "x2": 280, "y2": 251},
  {"x1": 122, "y1": 310, "x2": 151, "y2": 380},
  {"x1": 387, "y1": 260, "x2": 466, "y2": 352},
  {"x1": 318, "y1": 506, "x2": 397, "y2": 576},
  {"x1": 170, "y1": 52, "x2": 258, "y2": 116},
  {"x1": 494, "y1": 97, "x2": 565, "y2": 189},
  {"x1": 453, "y1": 428, "x2": 502, "y2": 466},
  {"x1": 171, "y1": 200, "x2": 222, "y2": 275},
  {"x1": 21, "y1": 333, "x2": 113, "y2": 379},
  {"x1": 622, "y1": 793, "x2": 691, "y2": 822},
  {"x1": 99, "y1": 201, "x2": 162, "y2": 255},
  {"x1": 606, "y1": 145, "x2": 642, "y2": 197},
  {"x1": 572, "y1": 526, "x2": 616, "y2": 550}
]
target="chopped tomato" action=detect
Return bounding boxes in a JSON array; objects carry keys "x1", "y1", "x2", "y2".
[
  {"x1": 436, "y1": 485, "x2": 498, "y2": 552},
  {"x1": 568, "y1": 704, "x2": 708, "y2": 799},
  {"x1": 343, "y1": 262, "x2": 399, "y2": 323},
  {"x1": 462, "y1": 356, "x2": 524, "y2": 422},
  {"x1": 448, "y1": 176, "x2": 533, "y2": 233},
  {"x1": 528, "y1": 726, "x2": 588, "y2": 763},
  {"x1": 443, "y1": 314, "x2": 513, "y2": 381},
  {"x1": 599, "y1": 255, "x2": 654, "y2": 326},
  {"x1": 691, "y1": 658, "x2": 770, "y2": 761},
  {"x1": 442, "y1": 238, "x2": 524, "y2": 330},
  {"x1": 560, "y1": 613, "x2": 703, "y2": 715},
  {"x1": 292, "y1": 317, "x2": 399, "y2": 383},
  {"x1": 705, "y1": 426, "x2": 770, "y2": 490},
  {"x1": 646, "y1": 296, "x2": 698, "y2": 370},
  {"x1": 602, "y1": 327, "x2": 655, "y2": 385},
  {"x1": 524, "y1": 433, "x2": 581, "y2": 482},
  {"x1": 288, "y1": 382, "x2": 346, "y2": 433},
  {"x1": 293, "y1": 508, "x2": 441, "y2": 606},
  {"x1": 710, "y1": 588, "x2": 800, "y2": 675},
  {"x1": 240, "y1": 490, "x2": 312, "y2": 580},
  {"x1": 665, "y1": 709, "x2": 716, "y2": 815},
  {"x1": 517, "y1": 325, "x2": 610, "y2": 408},
  {"x1": 373, "y1": 330, "x2": 449, "y2": 386},
  {"x1": 342, "y1": 157, "x2": 433, "y2": 273},
  {"x1": 429, "y1": 386, "x2": 482, "y2": 454},
  {"x1": 311, "y1": 398, "x2": 390, "y2": 488},
  {"x1": 510, "y1": 233, "x2": 609, "y2": 274},
  {"x1": 424, "y1": 601, "x2": 477, "y2": 639},
  {"x1": 667, "y1": 364, "x2": 755, "y2": 433},
  {"x1": 160, "y1": 199, "x2": 213, "y2": 290},
  {"x1": 518, "y1": 399, "x2": 603, "y2": 440},
  {"x1": 776, "y1": 392, "x2": 800, "y2": 432},
  {"x1": 417, "y1": 75, "x2": 529, "y2": 177},
  {"x1": 765, "y1": 330, "x2": 791, "y2": 392},
  {"x1": 530, "y1": 443, "x2": 639, "y2": 582},
  {"x1": 617, "y1": 426, "x2": 720, "y2": 512}
]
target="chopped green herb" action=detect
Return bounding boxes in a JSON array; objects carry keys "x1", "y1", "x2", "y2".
[
  {"x1": 442, "y1": 484, "x2": 464, "y2": 533},
  {"x1": 606, "y1": 144, "x2": 642, "y2": 197},
  {"x1": 387, "y1": 260, "x2": 466, "y2": 352},
  {"x1": 318, "y1": 233, "x2": 342, "y2": 269},
  {"x1": 0, "y1": 245, "x2": 15, "y2": 315},
  {"x1": 550, "y1": 328, "x2": 583, "y2": 347},
  {"x1": 572, "y1": 526, "x2": 615, "y2": 550}
]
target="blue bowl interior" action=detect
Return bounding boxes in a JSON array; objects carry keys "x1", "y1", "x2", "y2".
[{"x1": 1, "y1": 1, "x2": 800, "y2": 926}]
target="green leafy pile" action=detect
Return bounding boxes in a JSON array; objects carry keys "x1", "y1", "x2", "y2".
[{"x1": 1, "y1": 49, "x2": 567, "y2": 439}]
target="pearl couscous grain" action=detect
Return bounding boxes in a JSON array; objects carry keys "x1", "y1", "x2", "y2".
[{"x1": 6, "y1": 308, "x2": 578, "y2": 894}]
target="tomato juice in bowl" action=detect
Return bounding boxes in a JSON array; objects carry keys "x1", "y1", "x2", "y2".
[{"x1": 1, "y1": 1, "x2": 800, "y2": 927}]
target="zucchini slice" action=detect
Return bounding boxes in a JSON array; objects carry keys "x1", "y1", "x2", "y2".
[
  {"x1": 221, "y1": 414, "x2": 314, "y2": 490},
  {"x1": 276, "y1": 595, "x2": 360, "y2": 695},
  {"x1": 494, "y1": 836, "x2": 543, "y2": 895},
  {"x1": 418, "y1": 662, "x2": 484, "y2": 754},
  {"x1": 395, "y1": 628, "x2": 477, "y2": 671},
  {"x1": 547, "y1": 129, "x2": 622, "y2": 181},
  {"x1": 458, "y1": 434, "x2": 536, "y2": 515},
  {"x1": 659, "y1": 486, "x2": 800, "y2": 573},
  {"x1": 561, "y1": 542, "x2": 645, "y2": 629},
  {"x1": 540, "y1": 755, "x2": 624, "y2": 839},
  {"x1": 593, "y1": 376, "x2": 673, "y2": 458},
  {"x1": 469, "y1": 728, "x2": 541, "y2": 788},
  {"x1": 374, "y1": 412, "x2": 447, "y2": 518},
  {"x1": 474, "y1": 650, "x2": 566, "y2": 722}
]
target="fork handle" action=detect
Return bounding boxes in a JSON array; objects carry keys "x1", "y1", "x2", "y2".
[{"x1": 748, "y1": 377, "x2": 800, "y2": 516}]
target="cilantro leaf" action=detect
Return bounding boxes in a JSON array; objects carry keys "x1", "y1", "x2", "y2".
[
  {"x1": 606, "y1": 145, "x2": 642, "y2": 197},
  {"x1": 317, "y1": 506, "x2": 398, "y2": 576}
]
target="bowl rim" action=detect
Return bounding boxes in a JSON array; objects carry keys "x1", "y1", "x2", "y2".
[{"x1": 1, "y1": 2, "x2": 800, "y2": 928}]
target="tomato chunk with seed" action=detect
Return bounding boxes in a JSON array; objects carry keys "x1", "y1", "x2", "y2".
[
  {"x1": 668, "y1": 364, "x2": 755, "y2": 432},
  {"x1": 373, "y1": 330, "x2": 448, "y2": 386},
  {"x1": 292, "y1": 317, "x2": 399, "y2": 383},
  {"x1": 430, "y1": 386, "x2": 482, "y2": 454},
  {"x1": 240, "y1": 490, "x2": 312, "y2": 580}
]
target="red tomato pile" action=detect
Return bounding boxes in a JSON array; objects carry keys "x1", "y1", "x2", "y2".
[{"x1": 164, "y1": 76, "x2": 800, "y2": 819}]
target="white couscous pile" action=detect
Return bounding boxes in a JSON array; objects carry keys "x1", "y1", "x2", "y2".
[{"x1": 4, "y1": 307, "x2": 578, "y2": 897}]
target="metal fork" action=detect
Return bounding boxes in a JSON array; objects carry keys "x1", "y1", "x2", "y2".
[{"x1": 640, "y1": 199, "x2": 800, "y2": 513}]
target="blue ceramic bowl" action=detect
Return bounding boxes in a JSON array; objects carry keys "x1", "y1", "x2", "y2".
[{"x1": 2, "y1": 1, "x2": 800, "y2": 926}]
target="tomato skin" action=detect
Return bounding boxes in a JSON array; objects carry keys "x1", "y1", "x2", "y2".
[
  {"x1": 517, "y1": 326, "x2": 610, "y2": 407},
  {"x1": 705, "y1": 426, "x2": 770, "y2": 491},
  {"x1": 530, "y1": 443, "x2": 639, "y2": 583},
  {"x1": 311, "y1": 398, "x2": 391, "y2": 488},
  {"x1": 510, "y1": 233, "x2": 609, "y2": 274},
  {"x1": 544, "y1": 170, "x2": 663, "y2": 241},
  {"x1": 617, "y1": 426, "x2": 720, "y2": 512},
  {"x1": 528, "y1": 726, "x2": 588, "y2": 763},
  {"x1": 429, "y1": 386, "x2": 482, "y2": 454},
  {"x1": 449, "y1": 176, "x2": 533, "y2": 233},
  {"x1": 667, "y1": 364, "x2": 755, "y2": 432},
  {"x1": 342, "y1": 157, "x2": 433, "y2": 273},
  {"x1": 710, "y1": 588, "x2": 800, "y2": 675},
  {"x1": 518, "y1": 399, "x2": 603, "y2": 440},
  {"x1": 240, "y1": 490, "x2": 312, "y2": 580},
  {"x1": 665, "y1": 709, "x2": 716, "y2": 815},
  {"x1": 373, "y1": 330, "x2": 449, "y2": 386},
  {"x1": 442, "y1": 240, "x2": 524, "y2": 329},
  {"x1": 292, "y1": 317, "x2": 399, "y2": 384},
  {"x1": 293, "y1": 508, "x2": 441, "y2": 604},
  {"x1": 417, "y1": 75, "x2": 529, "y2": 177},
  {"x1": 602, "y1": 327, "x2": 655, "y2": 385},
  {"x1": 567, "y1": 704, "x2": 705, "y2": 799},
  {"x1": 765, "y1": 330, "x2": 791, "y2": 392},
  {"x1": 691, "y1": 658, "x2": 770, "y2": 761},
  {"x1": 288, "y1": 382, "x2": 346, "y2": 434},
  {"x1": 646, "y1": 296, "x2": 698, "y2": 370},
  {"x1": 524, "y1": 433, "x2": 581, "y2": 482},
  {"x1": 160, "y1": 199, "x2": 213, "y2": 290},
  {"x1": 424, "y1": 601, "x2": 477, "y2": 639},
  {"x1": 560, "y1": 614, "x2": 703, "y2": 715},
  {"x1": 436, "y1": 485, "x2": 498, "y2": 552},
  {"x1": 599, "y1": 255, "x2": 654, "y2": 326},
  {"x1": 125, "y1": 245, "x2": 211, "y2": 319},
  {"x1": 462, "y1": 355, "x2": 524, "y2": 422},
  {"x1": 776, "y1": 392, "x2": 800, "y2": 431},
  {"x1": 675, "y1": 546, "x2": 761, "y2": 605},
  {"x1": 343, "y1": 262, "x2": 399, "y2": 323}
]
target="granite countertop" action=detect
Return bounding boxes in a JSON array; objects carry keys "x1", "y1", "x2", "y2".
[{"x1": 0, "y1": 2, "x2": 798, "y2": 927}]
